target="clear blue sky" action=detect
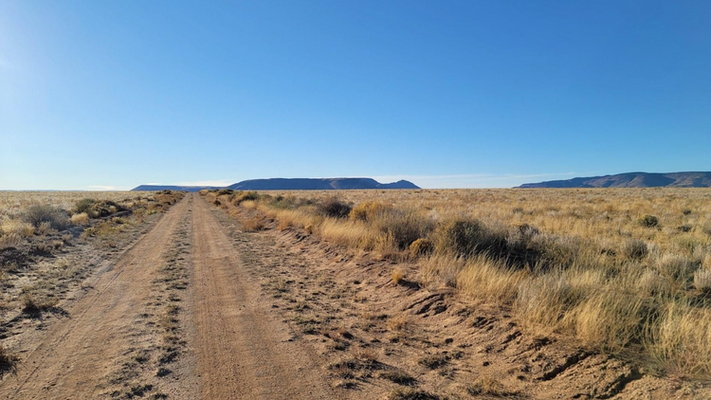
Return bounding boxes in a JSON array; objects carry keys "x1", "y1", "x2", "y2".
[{"x1": 1, "y1": 1, "x2": 709, "y2": 190}]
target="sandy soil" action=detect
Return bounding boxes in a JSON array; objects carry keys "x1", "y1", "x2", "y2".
[{"x1": 0, "y1": 193, "x2": 708, "y2": 399}]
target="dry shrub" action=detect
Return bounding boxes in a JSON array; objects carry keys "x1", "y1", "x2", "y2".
[
  {"x1": 456, "y1": 255, "x2": 527, "y2": 304},
  {"x1": 655, "y1": 254, "x2": 697, "y2": 283},
  {"x1": 435, "y1": 219, "x2": 500, "y2": 258},
  {"x1": 24, "y1": 205, "x2": 71, "y2": 231},
  {"x1": 372, "y1": 210, "x2": 433, "y2": 251},
  {"x1": 233, "y1": 191, "x2": 261, "y2": 205},
  {"x1": 648, "y1": 302, "x2": 711, "y2": 376},
  {"x1": 1, "y1": 219, "x2": 34, "y2": 237},
  {"x1": 70, "y1": 212, "x2": 89, "y2": 225},
  {"x1": 409, "y1": 238, "x2": 434, "y2": 257},
  {"x1": 241, "y1": 200, "x2": 257, "y2": 209},
  {"x1": 467, "y1": 376, "x2": 507, "y2": 396},
  {"x1": 391, "y1": 267, "x2": 405, "y2": 284},
  {"x1": 20, "y1": 293, "x2": 58, "y2": 315},
  {"x1": 420, "y1": 255, "x2": 465, "y2": 289},
  {"x1": 516, "y1": 274, "x2": 578, "y2": 332},
  {"x1": 242, "y1": 216, "x2": 264, "y2": 232},
  {"x1": 567, "y1": 289, "x2": 649, "y2": 353},
  {"x1": 0, "y1": 345, "x2": 17, "y2": 378},
  {"x1": 318, "y1": 198, "x2": 352, "y2": 219},
  {"x1": 622, "y1": 239, "x2": 649, "y2": 260},
  {"x1": 693, "y1": 269, "x2": 711, "y2": 293},
  {"x1": 636, "y1": 269, "x2": 673, "y2": 297},
  {"x1": 639, "y1": 214, "x2": 660, "y2": 228},
  {"x1": 387, "y1": 314, "x2": 408, "y2": 331},
  {"x1": 36, "y1": 221, "x2": 52, "y2": 235},
  {"x1": 73, "y1": 198, "x2": 95, "y2": 214},
  {"x1": 0, "y1": 233, "x2": 21, "y2": 250},
  {"x1": 320, "y1": 219, "x2": 377, "y2": 249}
]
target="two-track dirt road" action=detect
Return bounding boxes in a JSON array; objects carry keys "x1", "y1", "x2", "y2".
[{"x1": 0, "y1": 194, "x2": 336, "y2": 400}]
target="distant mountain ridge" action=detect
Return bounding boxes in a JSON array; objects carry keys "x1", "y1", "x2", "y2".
[
  {"x1": 517, "y1": 172, "x2": 711, "y2": 188},
  {"x1": 132, "y1": 178, "x2": 419, "y2": 192}
]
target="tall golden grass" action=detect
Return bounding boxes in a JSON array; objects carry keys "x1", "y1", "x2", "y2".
[{"x1": 202, "y1": 188, "x2": 711, "y2": 377}]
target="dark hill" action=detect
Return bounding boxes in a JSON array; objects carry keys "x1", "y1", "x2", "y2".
[
  {"x1": 132, "y1": 178, "x2": 419, "y2": 192},
  {"x1": 517, "y1": 172, "x2": 711, "y2": 188}
]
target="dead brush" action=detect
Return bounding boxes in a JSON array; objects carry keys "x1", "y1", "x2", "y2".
[
  {"x1": 0, "y1": 345, "x2": 18, "y2": 377},
  {"x1": 391, "y1": 267, "x2": 405, "y2": 284},
  {"x1": 242, "y1": 216, "x2": 265, "y2": 232},
  {"x1": 387, "y1": 314, "x2": 409, "y2": 331},
  {"x1": 466, "y1": 376, "x2": 514, "y2": 396},
  {"x1": 20, "y1": 293, "x2": 58, "y2": 316}
]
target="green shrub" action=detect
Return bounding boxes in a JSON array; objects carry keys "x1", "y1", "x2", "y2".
[{"x1": 74, "y1": 198, "x2": 96, "y2": 214}]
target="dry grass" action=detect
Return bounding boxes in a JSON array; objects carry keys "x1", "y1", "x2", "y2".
[
  {"x1": 201, "y1": 188, "x2": 711, "y2": 377},
  {"x1": 391, "y1": 268, "x2": 405, "y2": 284}
]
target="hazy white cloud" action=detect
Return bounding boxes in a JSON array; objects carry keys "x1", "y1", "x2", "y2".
[
  {"x1": 87, "y1": 185, "x2": 130, "y2": 191},
  {"x1": 174, "y1": 179, "x2": 233, "y2": 187},
  {"x1": 371, "y1": 173, "x2": 577, "y2": 189}
]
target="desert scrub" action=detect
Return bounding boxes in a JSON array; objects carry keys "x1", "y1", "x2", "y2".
[
  {"x1": 639, "y1": 214, "x2": 660, "y2": 228},
  {"x1": 0, "y1": 345, "x2": 17, "y2": 378},
  {"x1": 23, "y1": 205, "x2": 71, "y2": 231},
  {"x1": 70, "y1": 212, "x2": 89, "y2": 225},
  {"x1": 409, "y1": 238, "x2": 434, "y2": 256},
  {"x1": 202, "y1": 188, "x2": 711, "y2": 376},
  {"x1": 318, "y1": 198, "x2": 352, "y2": 219}
]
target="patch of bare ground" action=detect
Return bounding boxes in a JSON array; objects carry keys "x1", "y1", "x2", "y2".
[
  {"x1": 190, "y1": 193, "x2": 336, "y2": 399},
  {"x1": 100, "y1": 197, "x2": 197, "y2": 399},
  {"x1": 207, "y1": 198, "x2": 711, "y2": 400}
]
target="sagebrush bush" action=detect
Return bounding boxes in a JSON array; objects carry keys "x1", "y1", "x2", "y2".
[
  {"x1": 233, "y1": 191, "x2": 261, "y2": 205},
  {"x1": 74, "y1": 198, "x2": 95, "y2": 214},
  {"x1": 655, "y1": 254, "x2": 697, "y2": 283},
  {"x1": 622, "y1": 239, "x2": 649, "y2": 260},
  {"x1": 318, "y1": 198, "x2": 352, "y2": 219},
  {"x1": 372, "y1": 209, "x2": 432, "y2": 250},
  {"x1": 639, "y1": 214, "x2": 660, "y2": 228},
  {"x1": 435, "y1": 219, "x2": 502, "y2": 258},
  {"x1": 693, "y1": 269, "x2": 711, "y2": 293},
  {"x1": 24, "y1": 205, "x2": 71, "y2": 231}
]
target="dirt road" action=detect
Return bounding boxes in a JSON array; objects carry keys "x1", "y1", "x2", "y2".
[
  {"x1": 0, "y1": 194, "x2": 336, "y2": 400},
  {"x1": 191, "y1": 193, "x2": 334, "y2": 399}
]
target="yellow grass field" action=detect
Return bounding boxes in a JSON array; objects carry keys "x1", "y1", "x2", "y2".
[{"x1": 205, "y1": 188, "x2": 711, "y2": 377}]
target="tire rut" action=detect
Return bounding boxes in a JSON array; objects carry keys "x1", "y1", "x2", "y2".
[{"x1": 191, "y1": 193, "x2": 336, "y2": 400}]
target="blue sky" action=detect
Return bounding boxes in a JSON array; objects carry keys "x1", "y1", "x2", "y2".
[{"x1": 1, "y1": 1, "x2": 709, "y2": 190}]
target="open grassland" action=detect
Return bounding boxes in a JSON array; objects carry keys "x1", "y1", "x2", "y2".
[{"x1": 202, "y1": 188, "x2": 711, "y2": 378}]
